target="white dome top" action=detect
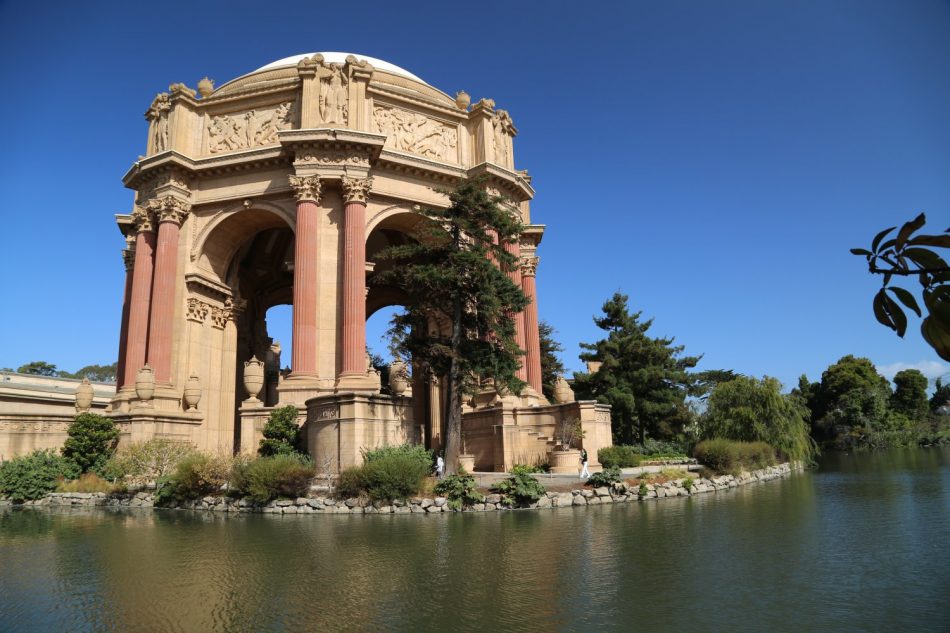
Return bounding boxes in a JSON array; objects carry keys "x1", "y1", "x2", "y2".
[{"x1": 254, "y1": 52, "x2": 426, "y2": 84}]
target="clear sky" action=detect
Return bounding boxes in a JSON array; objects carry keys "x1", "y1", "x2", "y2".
[{"x1": 1, "y1": 0, "x2": 948, "y2": 390}]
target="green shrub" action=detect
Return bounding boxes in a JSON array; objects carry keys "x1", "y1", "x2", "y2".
[
  {"x1": 231, "y1": 454, "x2": 315, "y2": 504},
  {"x1": 598, "y1": 446, "x2": 643, "y2": 469},
  {"x1": 638, "y1": 481, "x2": 648, "y2": 497},
  {"x1": 62, "y1": 413, "x2": 120, "y2": 474},
  {"x1": 693, "y1": 439, "x2": 776, "y2": 475},
  {"x1": 56, "y1": 472, "x2": 115, "y2": 494},
  {"x1": 154, "y1": 453, "x2": 233, "y2": 504},
  {"x1": 101, "y1": 439, "x2": 197, "y2": 488},
  {"x1": 259, "y1": 405, "x2": 302, "y2": 456},
  {"x1": 586, "y1": 466, "x2": 623, "y2": 487},
  {"x1": 362, "y1": 443, "x2": 433, "y2": 473},
  {"x1": 336, "y1": 466, "x2": 367, "y2": 499},
  {"x1": 0, "y1": 450, "x2": 79, "y2": 501},
  {"x1": 682, "y1": 477, "x2": 694, "y2": 492},
  {"x1": 434, "y1": 470, "x2": 484, "y2": 510},
  {"x1": 491, "y1": 471, "x2": 546, "y2": 506}
]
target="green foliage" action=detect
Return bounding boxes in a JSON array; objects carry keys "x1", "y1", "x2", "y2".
[
  {"x1": 538, "y1": 320, "x2": 566, "y2": 401},
  {"x1": 0, "y1": 450, "x2": 79, "y2": 501},
  {"x1": 701, "y1": 375, "x2": 817, "y2": 463},
  {"x1": 230, "y1": 454, "x2": 315, "y2": 504},
  {"x1": 931, "y1": 378, "x2": 950, "y2": 413},
  {"x1": 693, "y1": 439, "x2": 776, "y2": 475},
  {"x1": 511, "y1": 464, "x2": 546, "y2": 475},
  {"x1": 374, "y1": 178, "x2": 529, "y2": 473},
  {"x1": 598, "y1": 446, "x2": 643, "y2": 469},
  {"x1": 62, "y1": 413, "x2": 120, "y2": 474},
  {"x1": 59, "y1": 363, "x2": 118, "y2": 382},
  {"x1": 101, "y1": 439, "x2": 197, "y2": 487},
  {"x1": 16, "y1": 361, "x2": 58, "y2": 376},
  {"x1": 491, "y1": 470, "x2": 546, "y2": 506},
  {"x1": 154, "y1": 453, "x2": 233, "y2": 504},
  {"x1": 638, "y1": 481, "x2": 648, "y2": 497},
  {"x1": 572, "y1": 292, "x2": 701, "y2": 445},
  {"x1": 890, "y1": 369, "x2": 930, "y2": 420},
  {"x1": 586, "y1": 466, "x2": 623, "y2": 487},
  {"x1": 852, "y1": 213, "x2": 950, "y2": 360},
  {"x1": 434, "y1": 470, "x2": 484, "y2": 510},
  {"x1": 682, "y1": 477, "x2": 694, "y2": 491},
  {"x1": 336, "y1": 444, "x2": 433, "y2": 501},
  {"x1": 258, "y1": 405, "x2": 302, "y2": 456}
]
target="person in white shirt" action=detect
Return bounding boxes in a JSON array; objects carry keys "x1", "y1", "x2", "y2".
[{"x1": 436, "y1": 453, "x2": 445, "y2": 479}]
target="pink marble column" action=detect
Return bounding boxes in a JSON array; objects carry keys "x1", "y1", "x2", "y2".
[
  {"x1": 503, "y1": 239, "x2": 528, "y2": 382},
  {"x1": 521, "y1": 256, "x2": 542, "y2": 394},
  {"x1": 115, "y1": 250, "x2": 135, "y2": 389},
  {"x1": 146, "y1": 197, "x2": 189, "y2": 385},
  {"x1": 340, "y1": 177, "x2": 373, "y2": 377},
  {"x1": 123, "y1": 213, "x2": 157, "y2": 387},
  {"x1": 289, "y1": 175, "x2": 323, "y2": 376}
]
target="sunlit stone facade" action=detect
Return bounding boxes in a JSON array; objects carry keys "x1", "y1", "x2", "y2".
[{"x1": 99, "y1": 53, "x2": 611, "y2": 471}]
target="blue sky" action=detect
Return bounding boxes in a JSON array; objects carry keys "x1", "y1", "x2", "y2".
[{"x1": 1, "y1": 0, "x2": 948, "y2": 389}]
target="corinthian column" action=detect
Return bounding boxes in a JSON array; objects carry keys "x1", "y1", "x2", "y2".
[
  {"x1": 521, "y1": 256, "x2": 542, "y2": 394},
  {"x1": 116, "y1": 248, "x2": 135, "y2": 390},
  {"x1": 146, "y1": 196, "x2": 190, "y2": 385},
  {"x1": 503, "y1": 239, "x2": 528, "y2": 383},
  {"x1": 124, "y1": 209, "x2": 157, "y2": 387},
  {"x1": 289, "y1": 175, "x2": 323, "y2": 377},
  {"x1": 338, "y1": 176, "x2": 372, "y2": 385}
]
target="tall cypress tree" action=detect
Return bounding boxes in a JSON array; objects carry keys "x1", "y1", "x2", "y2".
[
  {"x1": 376, "y1": 179, "x2": 528, "y2": 474},
  {"x1": 573, "y1": 293, "x2": 701, "y2": 445}
]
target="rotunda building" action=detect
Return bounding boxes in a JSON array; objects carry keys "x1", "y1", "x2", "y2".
[{"x1": 111, "y1": 53, "x2": 611, "y2": 471}]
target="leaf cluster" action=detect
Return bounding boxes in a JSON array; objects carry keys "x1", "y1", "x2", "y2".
[
  {"x1": 572, "y1": 292, "x2": 701, "y2": 444},
  {"x1": 62, "y1": 413, "x2": 120, "y2": 475},
  {"x1": 0, "y1": 450, "x2": 79, "y2": 501},
  {"x1": 490, "y1": 470, "x2": 546, "y2": 506},
  {"x1": 852, "y1": 213, "x2": 950, "y2": 359},
  {"x1": 374, "y1": 178, "x2": 529, "y2": 395},
  {"x1": 258, "y1": 405, "x2": 303, "y2": 456},
  {"x1": 434, "y1": 470, "x2": 485, "y2": 510}
]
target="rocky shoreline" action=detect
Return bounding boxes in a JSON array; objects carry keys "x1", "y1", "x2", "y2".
[{"x1": 1, "y1": 463, "x2": 797, "y2": 515}]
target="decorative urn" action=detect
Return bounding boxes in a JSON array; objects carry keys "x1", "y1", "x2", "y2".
[
  {"x1": 197, "y1": 77, "x2": 214, "y2": 97},
  {"x1": 243, "y1": 356, "x2": 265, "y2": 402},
  {"x1": 389, "y1": 360, "x2": 409, "y2": 396},
  {"x1": 183, "y1": 374, "x2": 202, "y2": 411},
  {"x1": 135, "y1": 365, "x2": 155, "y2": 402},
  {"x1": 74, "y1": 378, "x2": 94, "y2": 412},
  {"x1": 455, "y1": 90, "x2": 471, "y2": 111},
  {"x1": 458, "y1": 454, "x2": 476, "y2": 473}
]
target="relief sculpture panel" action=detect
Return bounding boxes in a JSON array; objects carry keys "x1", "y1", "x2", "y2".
[
  {"x1": 207, "y1": 102, "x2": 296, "y2": 154},
  {"x1": 374, "y1": 106, "x2": 458, "y2": 163}
]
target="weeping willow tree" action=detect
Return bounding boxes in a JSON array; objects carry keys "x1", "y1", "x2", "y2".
[
  {"x1": 700, "y1": 375, "x2": 818, "y2": 464},
  {"x1": 375, "y1": 179, "x2": 528, "y2": 474}
]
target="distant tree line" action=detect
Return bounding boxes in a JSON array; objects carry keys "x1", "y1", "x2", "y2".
[{"x1": 1, "y1": 361, "x2": 117, "y2": 383}]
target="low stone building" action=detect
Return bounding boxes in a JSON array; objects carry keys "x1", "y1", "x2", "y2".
[
  {"x1": 0, "y1": 372, "x2": 114, "y2": 459},
  {"x1": 4, "y1": 53, "x2": 612, "y2": 471}
]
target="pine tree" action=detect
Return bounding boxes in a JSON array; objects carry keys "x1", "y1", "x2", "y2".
[
  {"x1": 572, "y1": 293, "x2": 701, "y2": 445},
  {"x1": 376, "y1": 179, "x2": 528, "y2": 474},
  {"x1": 538, "y1": 320, "x2": 565, "y2": 400}
]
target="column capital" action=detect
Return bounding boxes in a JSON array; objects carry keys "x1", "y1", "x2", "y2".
[
  {"x1": 145, "y1": 196, "x2": 191, "y2": 226},
  {"x1": 341, "y1": 176, "x2": 373, "y2": 205},
  {"x1": 122, "y1": 249, "x2": 135, "y2": 272},
  {"x1": 289, "y1": 174, "x2": 322, "y2": 203},
  {"x1": 130, "y1": 207, "x2": 156, "y2": 233},
  {"x1": 520, "y1": 255, "x2": 539, "y2": 277}
]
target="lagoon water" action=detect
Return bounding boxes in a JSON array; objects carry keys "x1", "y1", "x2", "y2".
[{"x1": 1, "y1": 448, "x2": 948, "y2": 633}]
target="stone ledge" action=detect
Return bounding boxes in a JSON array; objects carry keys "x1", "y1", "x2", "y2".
[{"x1": 5, "y1": 463, "x2": 799, "y2": 515}]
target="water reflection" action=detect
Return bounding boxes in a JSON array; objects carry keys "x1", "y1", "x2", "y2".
[{"x1": 1, "y1": 447, "x2": 948, "y2": 632}]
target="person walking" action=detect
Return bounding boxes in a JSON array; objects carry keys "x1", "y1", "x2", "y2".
[
  {"x1": 579, "y1": 448, "x2": 590, "y2": 479},
  {"x1": 436, "y1": 452, "x2": 445, "y2": 479}
]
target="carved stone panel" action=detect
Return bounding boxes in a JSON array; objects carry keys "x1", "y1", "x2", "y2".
[
  {"x1": 374, "y1": 105, "x2": 458, "y2": 163},
  {"x1": 207, "y1": 102, "x2": 296, "y2": 154}
]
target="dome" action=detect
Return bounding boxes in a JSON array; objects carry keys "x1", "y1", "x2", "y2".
[{"x1": 253, "y1": 52, "x2": 426, "y2": 84}]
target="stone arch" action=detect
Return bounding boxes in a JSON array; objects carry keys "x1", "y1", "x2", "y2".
[{"x1": 192, "y1": 200, "x2": 296, "y2": 280}]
